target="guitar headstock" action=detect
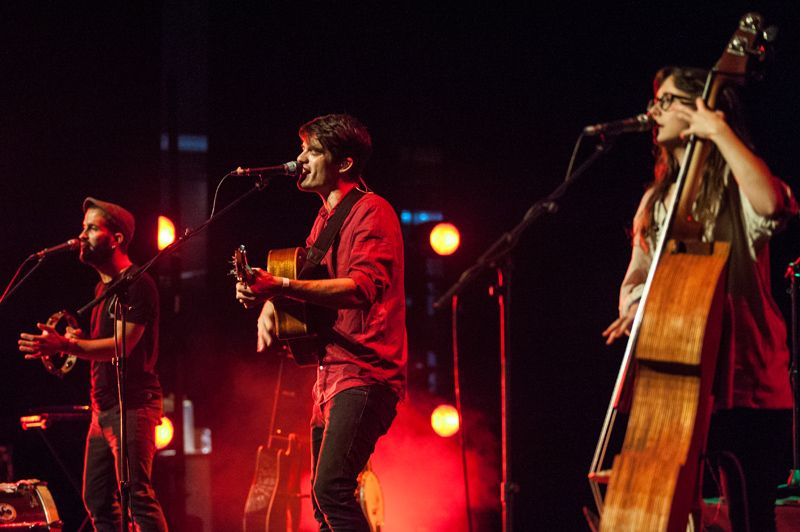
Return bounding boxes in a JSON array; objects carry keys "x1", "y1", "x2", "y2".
[{"x1": 231, "y1": 244, "x2": 255, "y2": 285}]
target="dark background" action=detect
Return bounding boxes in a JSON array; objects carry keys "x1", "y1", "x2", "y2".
[{"x1": 1, "y1": 2, "x2": 799, "y2": 531}]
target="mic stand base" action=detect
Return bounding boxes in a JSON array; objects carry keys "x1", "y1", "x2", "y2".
[
  {"x1": 777, "y1": 470, "x2": 800, "y2": 504},
  {"x1": 114, "y1": 291, "x2": 132, "y2": 532},
  {"x1": 784, "y1": 264, "x2": 800, "y2": 501},
  {"x1": 432, "y1": 134, "x2": 618, "y2": 531},
  {"x1": 496, "y1": 261, "x2": 515, "y2": 532}
]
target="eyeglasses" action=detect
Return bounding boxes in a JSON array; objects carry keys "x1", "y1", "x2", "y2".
[{"x1": 646, "y1": 92, "x2": 696, "y2": 112}]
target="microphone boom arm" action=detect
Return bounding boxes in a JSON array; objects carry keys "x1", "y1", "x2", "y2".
[{"x1": 434, "y1": 135, "x2": 616, "y2": 308}]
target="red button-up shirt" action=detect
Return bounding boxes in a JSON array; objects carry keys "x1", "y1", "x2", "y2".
[{"x1": 306, "y1": 192, "x2": 407, "y2": 415}]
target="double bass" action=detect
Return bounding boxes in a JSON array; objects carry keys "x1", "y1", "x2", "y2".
[{"x1": 588, "y1": 13, "x2": 772, "y2": 531}]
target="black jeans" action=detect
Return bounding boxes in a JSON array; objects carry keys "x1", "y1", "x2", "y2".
[
  {"x1": 83, "y1": 401, "x2": 168, "y2": 531},
  {"x1": 311, "y1": 384, "x2": 398, "y2": 531}
]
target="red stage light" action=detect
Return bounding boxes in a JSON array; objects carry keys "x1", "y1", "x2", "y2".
[
  {"x1": 429, "y1": 222, "x2": 460, "y2": 256},
  {"x1": 157, "y1": 216, "x2": 176, "y2": 250},
  {"x1": 155, "y1": 416, "x2": 174, "y2": 450},
  {"x1": 431, "y1": 404, "x2": 460, "y2": 437}
]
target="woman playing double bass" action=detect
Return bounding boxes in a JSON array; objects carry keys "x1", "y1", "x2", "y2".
[{"x1": 603, "y1": 66, "x2": 797, "y2": 531}]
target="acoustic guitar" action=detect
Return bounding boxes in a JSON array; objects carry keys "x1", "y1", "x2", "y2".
[
  {"x1": 232, "y1": 245, "x2": 325, "y2": 366},
  {"x1": 242, "y1": 353, "x2": 315, "y2": 532},
  {"x1": 243, "y1": 432, "x2": 303, "y2": 532}
]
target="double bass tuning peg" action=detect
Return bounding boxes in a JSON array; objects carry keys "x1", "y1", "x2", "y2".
[
  {"x1": 748, "y1": 25, "x2": 778, "y2": 78},
  {"x1": 740, "y1": 11, "x2": 777, "y2": 41},
  {"x1": 737, "y1": 12, "x2": 778, "y2": 55},
  {"x1": 762, "y1": 25, "x2": 778, "y2": 43}
]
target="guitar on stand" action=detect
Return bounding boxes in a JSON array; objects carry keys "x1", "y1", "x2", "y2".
[{"x1": 242, "y1": 350, "x2": 313, "y2": 532}]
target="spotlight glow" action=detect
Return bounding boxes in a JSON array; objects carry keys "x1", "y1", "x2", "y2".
[
  {"x1": 429, "y1": 223, "x2": 460, "y2": 256},
  {"x1": 155, "y1": 416, "x2": 174, "y2": 449},
  {"x1": 157, "y1": 216, "x2": 176, "y2": 250},
  {"x1": 431, "y1": 404, "x2": 460, "y2": 437}
]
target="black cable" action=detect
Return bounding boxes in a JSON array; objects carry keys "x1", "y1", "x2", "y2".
[
  {"x1": 209, "y1": 172, "x2": 236, "y2": 217},
  {"x1": 563, "y1": 132, "x2": 587, "y2": 183}
]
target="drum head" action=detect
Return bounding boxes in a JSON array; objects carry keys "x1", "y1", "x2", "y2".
[
  {"x1": 0, "y1": 480, "x2": 61, "y2": 528},
  {"x1": 357, "y1": 469, "x2": 384, "y2": 531}
]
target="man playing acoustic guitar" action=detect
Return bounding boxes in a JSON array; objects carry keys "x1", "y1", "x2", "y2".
[{"x1": 235, "y1": 113, "x2": 407, "y2": 531}]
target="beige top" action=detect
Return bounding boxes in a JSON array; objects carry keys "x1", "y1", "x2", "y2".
[{"x1": 619, "y1": 172, "x2": 797, "y2": 409}]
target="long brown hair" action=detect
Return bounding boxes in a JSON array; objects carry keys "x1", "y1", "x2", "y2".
[{"x1": 633, "y1": 66, "x2": 750, "y2": 246}]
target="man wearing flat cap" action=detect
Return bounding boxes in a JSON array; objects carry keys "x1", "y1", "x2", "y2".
[{"x1": 19, "y1": 198, "x2": 168, "y2": 531}]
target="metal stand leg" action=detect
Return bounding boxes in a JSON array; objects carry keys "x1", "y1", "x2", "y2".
[{"x1": 784, "y1": 260, "x2": 800, "y2": 495}]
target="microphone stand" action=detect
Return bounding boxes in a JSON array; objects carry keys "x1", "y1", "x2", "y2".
[
  {"x1": 1, "y1": 242, "x2": 81, "y2": 307},
  {"x1": 433, "y1": 135, "x2": 617, "y2": 532},
  {"x1": 785, "y1": 259, "x2": 800, "y2": 493},
  {"x1": 0, "y1": 255, "x2": 57, "y2": 307},
  {"x1": 73, "y1": 174, "x2": 275, "y2": 531}
]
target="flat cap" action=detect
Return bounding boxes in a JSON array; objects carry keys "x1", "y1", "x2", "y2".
[{"x1": 83, "y1": 197, "x2": 136, "y2": 244}]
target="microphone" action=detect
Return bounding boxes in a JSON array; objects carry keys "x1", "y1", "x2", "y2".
[
  {"x1": 233, "y1": 161, "x2": 301, "y2": 176},
  {"x1": 32, "y1": 239, "x2": 80, "y2": 258},
  {"x1": 583, "y1": 114, "x2": 653, "y2": 136}
]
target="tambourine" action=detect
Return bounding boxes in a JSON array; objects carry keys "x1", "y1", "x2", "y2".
[{"x1": 41, "y1": 310, "x2": 79, "y2": 378}]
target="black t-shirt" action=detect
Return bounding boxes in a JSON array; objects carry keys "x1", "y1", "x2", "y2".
[{"x1": 89, "y1": 268, "x2": 161, "y2": 411}]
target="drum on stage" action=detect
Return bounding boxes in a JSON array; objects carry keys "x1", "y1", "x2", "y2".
[
  {"x1": 0, "y1": 480, "x2": 61, "y2": 530},
  {"x1": 357, "y1": 462, "x2": 384, "y2": 532}
]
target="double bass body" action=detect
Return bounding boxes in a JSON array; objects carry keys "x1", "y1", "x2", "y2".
[{"x1": 601, "y1": 240, "x2": 729, "y2": 530}]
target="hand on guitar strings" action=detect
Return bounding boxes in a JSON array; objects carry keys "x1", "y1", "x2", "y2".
[
  {"x1": 235, "y1": 267, "x2": 285, "y2": 309},
  {"x1": 18, "y1": 323, "x2": 83, "y2": 359},
  {"x1": 602, "y1": 302, "x2": 639, "y2": 346}
]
